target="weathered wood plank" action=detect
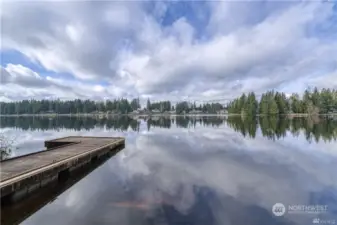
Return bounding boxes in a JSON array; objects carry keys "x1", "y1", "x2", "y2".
[{"x1": 0, "y1": 136, "x2": 125, "y2": 201}]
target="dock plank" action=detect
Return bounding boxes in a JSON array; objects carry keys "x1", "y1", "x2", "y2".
[{"x1": 0, "y1": 136, "x2": 123, "y2": 183}]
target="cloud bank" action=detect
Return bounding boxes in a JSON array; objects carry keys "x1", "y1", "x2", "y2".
[{"x1": 1, "y1": 1, "x2": 336, "y2": 102}]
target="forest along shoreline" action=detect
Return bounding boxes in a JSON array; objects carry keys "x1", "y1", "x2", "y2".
[
  {"x1": 0, "y1": 87, "x2": 336, "y2": 117},
  {"x1": 1, "y1": 114, "x2": 337, "y2": 118}
]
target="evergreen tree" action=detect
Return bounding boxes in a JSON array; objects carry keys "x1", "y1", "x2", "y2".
[
  {"x1": 269, "y1": 99, "x2": 279, "y2": 114},
  {"x1": 244, "y1": 92, "x2": 258, "y2": 116},
  {"x1": 146, "y1": 99, "x2": 151, "y2": 111},
  {"x1": 1, "y1": 87, "x2": 336, "y2": 116},
  {"x1": 259, "y1": 94, "x2": 269, "y2": 115}
]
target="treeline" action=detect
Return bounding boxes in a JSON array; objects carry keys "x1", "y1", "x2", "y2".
[
  {"x1": 0, "y1": 98, "x2": 141, "y2": 115},
  {"x1": 0, "y1": 99, "x2": 224, "y2": 115},
  {"x1": 227, "y1": 88, "x2": 337, "y2": 115},
  {"x1": 175, "y1": 101, "x2": 223, "y2": 114},
  {"x1": 146, "y1": 100, "x2": 172, "y2": 112},
  {"x1": 146, "y1": 100, "x2": 224, "y2": 114},
  {"x1": 1, "y1": 87, "x2": 337, "y2": 115}
]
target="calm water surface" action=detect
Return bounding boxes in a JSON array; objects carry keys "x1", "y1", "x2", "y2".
[{"x1": 1, "y1": 116, "x2": 337, "y2": 225}]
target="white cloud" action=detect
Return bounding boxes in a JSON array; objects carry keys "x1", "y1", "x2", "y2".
[
  {"x1": 1, "y1": 64, "x2": 46, "y2": 87},
  {"x1": 116, "y1": 2, "x2": 336, "y2": 98},
  {"x1": 1, "y1": 64, "x2": 131, "y2": 101},
  {"x1": 65, "y1": 23, "x2": 84, "y2": 44},
  {"x1": 93, "y1": 85, "x2": 105, "y2": 92},
  {"x1": 1, "y1": 1, "x2": 145, "y2": 81},
  {"x1": 307, "y1": 71, "x2": 337, "y2": 89},
  {"x1": 0, "y1": 1, "x2": 336, "y2": 101}
]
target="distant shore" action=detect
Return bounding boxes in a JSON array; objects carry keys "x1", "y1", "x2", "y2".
[
  {"x1": 0, "y1": 113, "x2": 225, "y2": 117},
  {"x1": 0, "y1": 113, "x2": 336, "y2": 117}
]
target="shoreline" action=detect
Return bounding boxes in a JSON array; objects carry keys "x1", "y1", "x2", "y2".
[
  {"x1": 0, "y1": 113, "x2": 336, "y2": 117},
  {"x1": 0, "y1": 113, "x2": 225, "y2": 117}
]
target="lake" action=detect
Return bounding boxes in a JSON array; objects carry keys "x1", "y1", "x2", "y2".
[{"x1": 1, "y1": 116, "x2": 337, "y2": 225}]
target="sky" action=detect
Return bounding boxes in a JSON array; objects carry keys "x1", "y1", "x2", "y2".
[{"x1": 0, "y1": 0, "x2": 337, "y2": 104}]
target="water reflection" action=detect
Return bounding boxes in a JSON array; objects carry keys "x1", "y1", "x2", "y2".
[
  {"x1": 0, "y1": 116, "x2": 336, "y2": 225},
  {"x1": 228, "y1": 116, "x2": 337, "y2": 142},
  {"x1": 0, "y1": 116, "x2": 140, "y2": 132},
  {"x1": 1, "y1": 116, "x2": 337, "y2": 143}
]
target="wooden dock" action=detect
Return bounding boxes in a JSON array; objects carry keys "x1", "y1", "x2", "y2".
[
  {"x1": 1, "y1": 143, "x2": 124, "y2": 225},
  {"x1": 0, "y1": 136, "x2": 125, "y2": 203}
]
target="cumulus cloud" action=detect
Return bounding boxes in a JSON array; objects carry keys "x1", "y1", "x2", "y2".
[
  {"x1": 1, "y1": 1, "x2": 145, "y2": 80},
  {"x1": 120, "y1": 2, "x2": 336, "y2": 96},
  {"x1": 1, "y1": 1, "x2": 336, "y2": 101},
  {"x1": 0, "y1": 64, "x2": 130, "y2": 101},
  {"x1": 1, "y1": 64, "x2": 49, "y2": 88}
]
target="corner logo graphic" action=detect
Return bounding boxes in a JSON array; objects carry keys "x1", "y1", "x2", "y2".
[{"x1": 272, "y1": 203, "x2": 286, "y2": 216}]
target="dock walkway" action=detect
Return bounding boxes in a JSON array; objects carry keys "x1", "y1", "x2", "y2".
[{"x1": 0, "y1": 136, "x2": 125, "y2": 201}]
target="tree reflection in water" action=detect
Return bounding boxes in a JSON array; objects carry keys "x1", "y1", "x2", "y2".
[{"x1": 0, "y1": 115, "x2": 336, "y2": 143}]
